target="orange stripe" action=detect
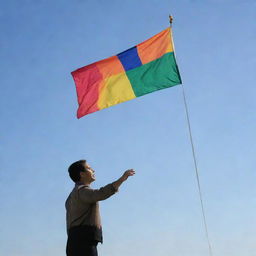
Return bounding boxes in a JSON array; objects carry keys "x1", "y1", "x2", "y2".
[
  {"x1": 96, "y1": 55, "x2": 125, "y2": 78},
  {"x1": 137, "y1": 27, "x2": 173, "y2": 65}
]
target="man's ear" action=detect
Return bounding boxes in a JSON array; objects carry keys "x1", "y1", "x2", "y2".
[{"x1": 80, "y1": 171, "x2": 85, "y2": 179}]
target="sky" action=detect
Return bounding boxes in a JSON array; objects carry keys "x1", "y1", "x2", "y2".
[{"x1": 0, "y1": 0, "x2": 256, "y2": 255}]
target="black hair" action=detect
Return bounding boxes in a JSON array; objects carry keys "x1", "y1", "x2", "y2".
[{"x1": 68, "y1": 160, "x2": 87, "y2": 182}]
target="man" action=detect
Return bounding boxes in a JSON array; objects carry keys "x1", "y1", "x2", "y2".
[{"x1": 65, "y1": 159, "x2": 135, "y2": 256}]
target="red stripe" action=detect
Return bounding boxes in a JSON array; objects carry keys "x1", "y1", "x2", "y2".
[{"x1": 71, "y1": 63, "x2": 103, "y2": 118}]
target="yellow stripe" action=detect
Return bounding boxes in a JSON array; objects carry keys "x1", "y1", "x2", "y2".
[{"x1": 98, "y1": 72, "x2": 136, "y2": 110}]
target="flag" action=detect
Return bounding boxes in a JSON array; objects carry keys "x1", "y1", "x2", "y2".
[{"x1": 71, "y1": 27, "x2": 182, "y2": 118}]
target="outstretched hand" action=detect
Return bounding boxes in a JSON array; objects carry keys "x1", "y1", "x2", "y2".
[{"x1": 121, "y1": 169, "x2": 135, "y2": 181}]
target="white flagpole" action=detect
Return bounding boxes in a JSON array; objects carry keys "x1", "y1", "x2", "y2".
[{"x1": 169, "y1": 15, "x2": 213, "y2": 256}]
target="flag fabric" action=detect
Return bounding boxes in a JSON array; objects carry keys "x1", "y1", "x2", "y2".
[{"x1": 71, "y1": 27, "x2": 182, "y2": 118}]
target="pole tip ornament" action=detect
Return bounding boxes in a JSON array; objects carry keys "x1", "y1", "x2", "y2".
[{"x1": 169, "y1": 15, "x2": 173, "y2": 24}]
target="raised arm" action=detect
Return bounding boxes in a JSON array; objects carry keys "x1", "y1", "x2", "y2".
[
  {"x1": 79, "y1": 169, "x2": 135, "y2": 203},
  {"x1": 112, "y1": 169, "x2": 135, "y2": 190}
]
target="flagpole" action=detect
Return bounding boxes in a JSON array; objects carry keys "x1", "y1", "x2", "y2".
[{"x1": 169, "y1": 15, "x2": 213, "y2": 256}]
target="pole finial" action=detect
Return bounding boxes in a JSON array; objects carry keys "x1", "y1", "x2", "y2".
[{"x1": 169, "y1": 15, "x2": 173, "y2": 24}]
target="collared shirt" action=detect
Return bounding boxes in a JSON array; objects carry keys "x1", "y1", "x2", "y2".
[{"x1": 65, "y1": 183, "x2": 117, "y2": 243}]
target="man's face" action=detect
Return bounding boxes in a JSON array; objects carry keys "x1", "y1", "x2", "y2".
[{"x1": 81, "y1": 163, "x2": 96, "y2": 183}]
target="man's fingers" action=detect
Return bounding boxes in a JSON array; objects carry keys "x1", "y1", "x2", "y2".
[
  {"x1": 123, "y1": 169, "x2": 135, "y2": 180},
  {"x1": 127, "y1": 170, "x2": 135, "y2": 176}
]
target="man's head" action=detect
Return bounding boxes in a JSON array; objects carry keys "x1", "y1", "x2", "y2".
[{"x1": 68, "y1": 160, "x2": 95, "y2": 184}]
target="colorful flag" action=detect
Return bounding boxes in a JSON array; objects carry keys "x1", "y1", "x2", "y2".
[{"x1": 71, "y1": 27, "x2": 182, "y2": 118}]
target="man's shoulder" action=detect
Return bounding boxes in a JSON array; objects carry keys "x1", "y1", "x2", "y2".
[
  {"x1": 67, "y1": 185, "x2": 92, "y2": 200},
  {"x1": 77, "y1": 185, "x2": 96, "y2": 195}
]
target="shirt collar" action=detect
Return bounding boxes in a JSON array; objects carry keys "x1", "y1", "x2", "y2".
[{"x1": 75, "y1": 182, "x2": 90, "y2": 188}]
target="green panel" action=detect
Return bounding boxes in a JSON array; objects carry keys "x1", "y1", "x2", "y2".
[{"x1": 126, "y1": 52, "x2": 182, "y2": 97}]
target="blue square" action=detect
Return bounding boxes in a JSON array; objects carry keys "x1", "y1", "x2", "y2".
[{"x1": 117, "y1": 46, "x2": 142, "y2": 71}]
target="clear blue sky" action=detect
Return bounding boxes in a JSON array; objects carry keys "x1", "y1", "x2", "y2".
[{"x1": 1, "y1": 0, "x2": 256, "y2": 255}]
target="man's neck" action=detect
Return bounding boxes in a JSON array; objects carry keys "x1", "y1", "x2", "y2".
[{"x1": 77, "y1": 180, "x2": 91, "y2": 186}]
